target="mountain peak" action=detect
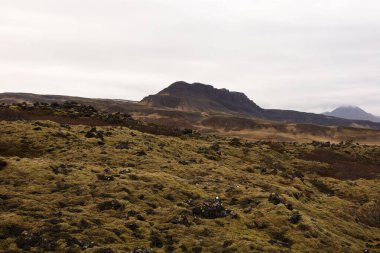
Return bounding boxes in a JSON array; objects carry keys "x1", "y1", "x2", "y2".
[
  {"x1": 140, "y1": 81, "x2": 263, "y2": 115},
  {"x1": 324, "y1": 106, "x2": 380, "y2": 122}
]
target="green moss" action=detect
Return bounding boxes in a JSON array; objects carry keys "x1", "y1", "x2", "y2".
[{"x1": 0, "y1": 120, "x2": 379, "y2": 252}]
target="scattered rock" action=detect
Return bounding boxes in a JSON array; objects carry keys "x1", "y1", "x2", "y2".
[
  {"x1": 131, "y1": 248, "x2": 155, "y2": 253},
  {"x1": 127, "y1": 210, "x2": 140, "y2": 217},
  {"x1": 135, "y1": 150, "x2": 147, "y2": 156},
  {"x1": 116, "y1": 141, "x2": 129, "y2": 149},
  {"x1": 179, "y1": 159, "x2": 196, "y2": 165},
  {"x1": 211, "y1": 142, "x2": 220, "y2": 152},
  {"x1": 52, "y1": 181, "x2": 71, "y2": 192},
  {"x1": 120, "y1": 168, "x2": 131, "y2": 174},
  {"x1": 0, "y1": 159, "x2": 7, "y2": 170},
  {"x1": 268, "y1": 193, "x2": 282, "y2": 205},
  {"x1": 97, "y1": 200, "x2": 123, "y2": 211},
  {"x1": 229, "y1": 138, "x2": 241, "y2": 146},
  {"x1": 39, "y1": 238, "x2": 58, "y2": 251},
  {"x1": 51, "y1": 164, "x2": 72, "y2": 175},
  {"x1": 180, "y1": 244, "x2": 188, "y2": 252},
  {"x1": 15, "y1": 231, "x2": 42, "y2": 250},
  {"x1": 289, "y1": 211, "x2": 301, "y2": 224},
  {"x1": 85, "y1": 127, "x2": 104, "y2": 140},
  {"x1": 0, "y1": 224, "x2": 25, "y2": 239},
  {"x1": 97, "y1": 174, "x2": 115, "y2": 181},
  {"x1": 197, "y1": 146, "x2": 221, "y2": 161},
  {"x1": 77, "y1": 240, "x2": 95, "y2": 250},
  {"x1": 238, "y1": 197, "x2": 261, "y2": 208},
  {"x1": 136, "y1": 214, "x2": 146, "y2": 221},
  {"x1": 293, "y1": 170, "x2": 305, "y2": 180},
  {"x1": 285, "y1": 202, "x2": 293, "y2": 211},
  {"x1": 33, "y1": 121, "x2": 50, "y2": 127},
  {"x1": 60, "y1": 123, "x2": 71, "y2": 129},
  {"x1": 223, "y1": 240, "x2": 233, "y2": 248},
  {"x1": 192, "y1": 198, "x2": 235, "y2": 219},
  {"x1": 268, "y1": 193, "x2": 293, "y2": 210},
  {"x1": 268, "y1": 232, "x2": 293, "y2": 247},
  {"x1": 78, "y1": 219, "x2": 92, "y2": 229},
  {"x1": 170, "y1": 215, "x2": 191, "y2": 227},
  {"x1": 125, "y1": 222, "x2": 139, "y2": 231},
  {"x1": 150, "y1": 233, "x2": 163, "y2": 248},
  {"x1": 246, "y1": 220, "x2": 267, "y2": 229}
]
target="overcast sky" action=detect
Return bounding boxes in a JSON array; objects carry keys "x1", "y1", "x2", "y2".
[{"x1": 0, "y1": 0, "x2": 379, "y2": 115}]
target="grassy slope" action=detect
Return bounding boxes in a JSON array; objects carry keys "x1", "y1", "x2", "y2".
[{"x1": 0, "y1": 120, "x2": 380, "y2": 252}]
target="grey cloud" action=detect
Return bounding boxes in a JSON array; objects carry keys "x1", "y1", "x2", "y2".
[{"x1": 0, "y1": 0, "x2": 379, "y2": 115}]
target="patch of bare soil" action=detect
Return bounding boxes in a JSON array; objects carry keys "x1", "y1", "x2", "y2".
[{"x1": 302, "y1": 149, "x2": 380, "y2": 180}]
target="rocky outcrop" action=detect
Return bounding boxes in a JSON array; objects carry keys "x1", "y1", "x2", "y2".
[{"x1": 140, "y1": 81, "x2": 264, "y2": 115}]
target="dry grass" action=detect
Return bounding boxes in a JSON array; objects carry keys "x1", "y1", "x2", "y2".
[{"x1": 0, "y1": 120, "x2": 380, "y2": 252}]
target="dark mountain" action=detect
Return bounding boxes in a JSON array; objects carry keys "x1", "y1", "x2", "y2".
[
  {"x1": 140, "y1": 81, "x2": 380, "y2": 129},
  {"x1": 323, "y1": 106, "x2": 380, "y2": 123},
  {"x1": 140, "y1": 81, "x2": 264, "y2": 115}
]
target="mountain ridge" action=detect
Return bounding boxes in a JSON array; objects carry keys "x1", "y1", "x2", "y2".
[{"x1": 1, "y1": 81, "x2": 380, "y2": 131}]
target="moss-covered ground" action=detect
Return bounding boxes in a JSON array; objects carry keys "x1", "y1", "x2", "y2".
[{"x1": 0, "y1": 119, "x2": 379, "y2": 252}]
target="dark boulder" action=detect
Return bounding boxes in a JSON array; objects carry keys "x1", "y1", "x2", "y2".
[
  {"x1": 289, "y1": 211, "x2": 301, "y2": 224},
  {"x1": 97, "y1": 174, "x2": 115, "y2": 181},
  {"x1": 211, "y1": 142, "x2": 220, "y2": 152},
  {"x1": 85, "y1": 127, "x2": 104, "y2": 140},
  {"x1": 293, "y1": 170, "x2": 304, "y2": 180},
  {"x1": 150, "y1": 233, "x2": 163, "y2": 248},
  {"x1": 268, "y1": 193, "x2": 293, "y2": 210},
  {"x1": 125, "y1": 222, "x2": 139, "y2": 231},
  {"x1": 135, "y1": 150, "x2": 147, "y2": 156},
  {"x1": 0, "y1": 159, "x2": 7, "y2": 170},
  {"x1": 192, "y1": 198, "x2": 234, "y2": 219},
  {"x1": 97, "y1": 200, "x2": 123, "y2": 211},
  {"x1": 223, "y1": 240, "x2": 233, "y2": 248},
  {"x1": 268, "y1": 193, "x2": 282, "y2": 205},
  {"x1": 0, "y1": 224, "x2": 25, "y2": 239},
  {"x1": 15, "y1": 231, "x2": 42, "y2": 250}
]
